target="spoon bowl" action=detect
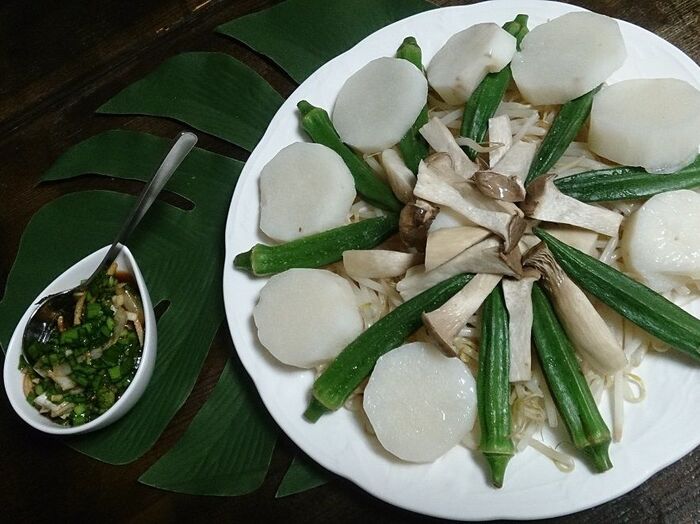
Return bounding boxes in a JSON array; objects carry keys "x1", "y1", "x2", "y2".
[{"x1": 3, "y1": 245, "x2": 156, "y2": 435}]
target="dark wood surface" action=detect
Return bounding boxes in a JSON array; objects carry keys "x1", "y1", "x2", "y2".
[{"x1": 2, "y1": 1, "x2": 698, "y2": 522}]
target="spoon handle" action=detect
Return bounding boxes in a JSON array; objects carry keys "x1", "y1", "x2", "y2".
[{"x1": 87, "y1": 131, "x2": 198, "y2": 285}]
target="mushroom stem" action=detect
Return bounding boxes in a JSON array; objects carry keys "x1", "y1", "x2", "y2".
[
  {"x1": 502, "y1": 275, "x2": 539, "y2": 382},
  {"x1": 381, "y1": 148, "x2": 417, "y2": 203},
  {"x1": 521, "y1": 174, "x2": 622, "y2": 237},
  {"x1": 419, "y1": 117, "x2": 478, "y2": 178},
  {"x1": 423, "y1": 273, "x2": 502, "y2": 356},
  {"x1": 424, "y1": 225, "x2": 491, "y2": 271},
  {"x1": 524, "y1": 243, "x2": 627, "y2": 375}
]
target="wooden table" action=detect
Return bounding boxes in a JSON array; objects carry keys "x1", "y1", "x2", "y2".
[{"x1": 2, "y1": 0, "x2": 698, "y2": 522}]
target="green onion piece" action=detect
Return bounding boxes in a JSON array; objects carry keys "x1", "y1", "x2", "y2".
[
  {"x1": 554, "y1": 155, "x2": 700, "y2": 202},
  {"x1": 234, "y1": 214, "x2": 398, "y2": 276},
  {"x1": 535, "y1": 228, "x2": 700, "y2": 362},
  {"x1": 460, "y1": 14, "x2": 529, "y2": 160},
  {"x1": 477, "y1": 284, "x2": 514, "y2": 487},
  {"x1": 531, "y1": 283, "x2": 612, "y2": 472},
  {"x1": 297, "y1": 100, "x2": 402, "y2": 212},
  {"x1": 307, "y1": 273, "x2": 474, "y2": 420},
  {"x1": 525, "y1": 85, "x2": 602, "y2": 186}
]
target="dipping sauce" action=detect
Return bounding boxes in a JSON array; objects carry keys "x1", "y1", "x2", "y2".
[{"x1": 20, "y1": 262, "x2": 145, "y2": 426}]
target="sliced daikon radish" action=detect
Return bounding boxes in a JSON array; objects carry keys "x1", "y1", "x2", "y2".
[
  {"x1": 589, "y1": 79, "x2": 700, "y2": 173},
  {"x1": 427, "y1": 23, "x2": 517, "y2": 105},
  {"x1": 363, "y1": 341, "x2": 477, "y2": 462},
  {"x1": 259, "y1": 143, "x2": 355, "y2": 241},
  {"x1": 511, "y1": 12, "x2": 626, "y2": 105},
  {"x1": 621, "y1": 190, "x2": 700, "y2": 292},
  {"x1": 332, "y1": 57, "x2": 428, "y2": 153},
  {"x1": 253, "y1": 269, "x2": 363, "y2": 368}
]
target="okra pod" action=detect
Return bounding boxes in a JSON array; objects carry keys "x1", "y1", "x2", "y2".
[
  {"x1": 306, "y1": 273, "x2": 474, "y2": 421},
  {"x1": 397, "y1": 36, "x2": 429, "y2": 174},
  {"x1": 555, "y1": 155, "x2": 700, "y2": 202},
  {"x1": 535, "y1": 228, "x2": 700, "y2": 361},
  {"x1": 478, "y1": 284, "x2": 515, "y2": 487},
  {"x1": 297, "y1": 100, "x2": 402, "y2": 212},
  {"x1": 234, "y1": 214, "x2": 399, "y2": 276},
  {"x1": 531, "y1": 283, "x2": 613, "y2": 472},
  {"x1": 460, "y1": 14, "x2": 529, "y2": 160},
  {"x1": 525, "y1": 85, "x2": 602, "y2": 185}
]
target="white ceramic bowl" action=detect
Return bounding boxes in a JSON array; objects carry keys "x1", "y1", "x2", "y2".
[{"x1": 3, "y1": 245, "x2": 156, "y2": 435}]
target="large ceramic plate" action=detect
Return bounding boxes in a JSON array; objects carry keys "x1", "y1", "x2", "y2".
[{"x1": 223, "y1": 1, "x2": 700, "y2": 520}]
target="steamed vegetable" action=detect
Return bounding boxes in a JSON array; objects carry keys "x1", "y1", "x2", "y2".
[
  {"x1": 525, "y1": 86, "x2": 601, "y2": 185},
  {"x1": 620, "y1": 190, "x2": 700, "y2": 292},
  {"x1": 332, "y1": 57, "x2": 428, "y2": 153},
  {"x1": 342, "y1": 249, "x2": 421, "y2": 279},
  {"x1": 535, "y1": 228, "x2": 700, "y2": 362},
  {"x1": 478, "y1": 284, "x2": 516, "y2": 487},
  {"x1": 253, "y1": 269, "x2": 363, "y2": 368},
  {"x1": 588, "y1": 79, "x2": 700, "y2": 173},
  {"x1": 306, "y1": 273, "x2": 473, "y2": 420},
  {"x1": 396, "y1": 36, "x2": 430, "y2": 174},
  {"x1": 511, "y1": 12, "x2": 626, "y2": 105},
  {"x1": 460, "y1": 15, "x2": 529, "y2": 160},
  {"x1": 234, "y1": 214, "x2": 399, "y2": 276},
  {"x1": 427, "y1": 23, "x2": 517, "y2": 105},
  {"x1": 554, "y1": 155, "x2": 700, "y2": 202},
  {"x1": 298, "y1": 100, "x2": 402, "y2": 212},
  {"x1": 259, "y1": 143, "x2": 356, "y2": 241},
  {"x1": 525, "y1": 243, "x2": 627, "y2": 375},
  {"x1": 531, "y1": 283, "x2": 613, "y2": 472},
  {"x1": 363, "y1": 341, "x2": 477, "y2": 462}
]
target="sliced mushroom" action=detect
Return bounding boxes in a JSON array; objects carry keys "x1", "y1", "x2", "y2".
[
  {"x1": 502, "y1": 276, "x2": 538, "y2": 382},
  {"x1": 381, "y1": 148, "x2": 417, "y2": 203},
  {"x1": 473, "y1": 171, "x2": 526, "y2": 202},
  {"x1": 540, "y1": 223, "x2": 598, "y2": 256},
  {"x1": 413, "y1": 155, "x2": 526, "y2": 252},
  {"x1": 419, "y1": 117, "x2": 478, "y2": 179},
  {"x1": 397, "y1": 237, "x2": 521, "y2": 300},
  {"x1": 343, "y1": 250, "x2": 422, "y2": 279},
  {"x1": 525, "y1": 243, "x2": 627, "y2": 375},
  {"x1": 424, "y1": 225, "x2": 491, "y2": 271},
  {"x1": 399, "y1": 199, "x2": 438, "y2": 251},
  {"x1": 491, "y1": 141, "x2": 537, "y2": 181},
  {"x1": 521, "y1": 174, "x2": 622, "y2": 237},
  {"x1": 488, "y1": 115, "x2": 512, "y2": 167},
  {"x1": 423, "y1": 273, "x2": 502, "y2": 356}
]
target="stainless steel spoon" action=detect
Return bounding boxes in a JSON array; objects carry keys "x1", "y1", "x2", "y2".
[{"x1": 22, "y1": 131, "x2": 198, "y2": 363}]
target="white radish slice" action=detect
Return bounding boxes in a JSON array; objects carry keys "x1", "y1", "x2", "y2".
[
  {"x1": 332, "y1": 57, "x2": 428, "y2": 153},
  {"x1": 621, "y1": 190, "x2": 700, "y2": 292},
  {"x1": 259, "y1": 143, "x2": 356, "y2": 241},
  {"x1": 511, "y1": 12, "x2": 626, "y2": 105},
  {"x1": 253, "y1": 269, "x2": 363, "y2": 368},
  {"x1": 427, "y1": 23, "x2": 517, "y2": 105},
  {"x1": 588, "y1": 79, "x2": 700, "y2": 173},
  {"x1": 363, "y1": 341, "x2": 477, "y2": 463}
]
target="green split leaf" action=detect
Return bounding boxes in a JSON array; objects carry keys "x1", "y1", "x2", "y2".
[
  {"x1": 276, "y1": 454, "x2": 330, "y2": 498},
  {"x1": 0, "y1": 130, "x2": 245, "y2": 464},
  {"x1": 139, "y1": 358, "x2": 277, "y2": 496},
  {"x1": 98, "y1": 53, "x2": 283, "y2": 151},
  {"x1": 217, "y1": 0, "x2": 435, "y2": 83}
]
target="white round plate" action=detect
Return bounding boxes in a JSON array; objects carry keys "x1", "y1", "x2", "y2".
[{"x1": 223, "y1": 1, "x2": 700, "y2": 520}]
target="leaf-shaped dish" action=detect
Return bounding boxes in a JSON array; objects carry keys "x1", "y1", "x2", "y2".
[
  {"x1": 223, "y1": 1, "x2": 700, "y2": 519},
  {"x1": 4, "y1": 245, "x2": 156, "y2": 435}
]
